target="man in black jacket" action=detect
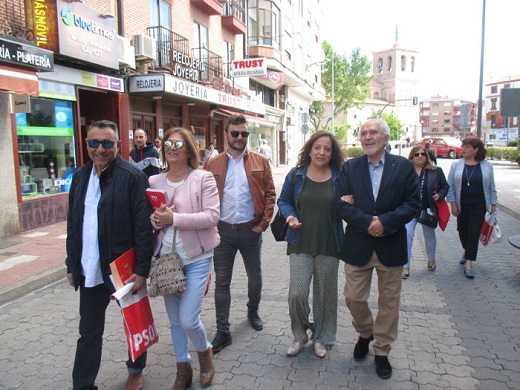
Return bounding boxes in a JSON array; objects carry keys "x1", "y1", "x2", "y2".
[
  {"x1": 334, "y1": 118, "x2": 420, "y2": 380},
  {"x1": 129, "y1": 128, "x2": 161, "y2": 177},
  {"x1": 66, "y1": 120, "x2": 154, "y2": 390}
]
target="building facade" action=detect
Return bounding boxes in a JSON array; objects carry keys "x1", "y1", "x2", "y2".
[
  {"x1": 0, "y1": 0, "x2": 324, "y2": 237},
  {"x1": 484, "y1": 75, "x2": 520, "y2": 145},
  {"x1": 419, "y1": 96, "x2": 477, "y2": 139}
]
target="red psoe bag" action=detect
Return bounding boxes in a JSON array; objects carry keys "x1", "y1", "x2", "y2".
[
  {"x1": 480, "y1": 211, "x2": 497, "y2": 246},
  {"x1": 118, "y1": 287, "x2": 159, "y2": 362}
]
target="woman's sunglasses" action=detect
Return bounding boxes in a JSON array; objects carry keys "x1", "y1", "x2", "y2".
[
  {"x1": 163, "y1": 140, "x2": 185, "y2": 150},
  {"x1": 87, "y1": 139, "x2": 115, "y2": 149},
  {"x1": 414, "y1": 152, "x2": 426, "y2": 157},
  {"x1": 230, "y1": 131, "x2": 250, "y2": 138}
]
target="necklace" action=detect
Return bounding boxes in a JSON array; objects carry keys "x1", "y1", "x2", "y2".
[{"x1": 464, "y1": 164, "x2": 477, "y2": 187}]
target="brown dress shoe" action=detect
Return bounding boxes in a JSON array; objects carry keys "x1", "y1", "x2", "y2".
[
  {"x1": 313, "y1": 342, "x2": 327, "y2": 358},
  {"x1": 125, "y1": 372, "x2": 144, "y2": 390},
  {"x1": 287, "y1": 338, "x2": 308, "y2": 357}
]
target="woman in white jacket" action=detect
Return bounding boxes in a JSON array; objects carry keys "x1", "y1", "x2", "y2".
[
  {"x1": 150, "y1": 127, "x2": 220, "y2": 389},
  {"x1": 446, "y1": 136, "x2": 497, "y2": 279}
]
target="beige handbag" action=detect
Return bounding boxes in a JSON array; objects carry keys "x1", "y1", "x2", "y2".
[{"x1": 148, "y1": 229, "x2": 186, "y2": 297}]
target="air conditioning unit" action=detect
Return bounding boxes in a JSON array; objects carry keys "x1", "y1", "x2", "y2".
[
  {"x1": 133, "y1": 34, "x2": 157, "y2": 61},
  {"x1": 117, "y1": 35, "x2": 136, "y2": 69}
]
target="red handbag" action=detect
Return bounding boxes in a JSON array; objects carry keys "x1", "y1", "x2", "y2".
[{"x1": 435, "y1": 198, "x2": 450, "y2": 231}]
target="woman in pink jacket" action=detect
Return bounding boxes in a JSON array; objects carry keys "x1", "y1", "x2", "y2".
[{"x1": 149, "y1": 127, "x2": 220, "y2": 389}]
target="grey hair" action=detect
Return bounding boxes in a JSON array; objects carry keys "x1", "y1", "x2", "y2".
[{"x1": 362, "y1": 118, "x2": 390, "y2": 137}]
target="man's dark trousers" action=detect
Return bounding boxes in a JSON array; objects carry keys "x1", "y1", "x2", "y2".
[
  {"x1": 213, "y1": 223, "x2": 263, "y2": 333},
  {"x1": 72, "y1": 279, "x2": 146, "y2": 389}
]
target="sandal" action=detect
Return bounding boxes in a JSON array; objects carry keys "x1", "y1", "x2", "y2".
[
  {"x1": 402, "y1": 269, "x2": 410, "y2": 279},
  {"x1": 427, "y1": 261, "x2": 437, "y2": 271}
]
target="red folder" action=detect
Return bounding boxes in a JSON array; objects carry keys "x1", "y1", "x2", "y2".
[
  {"x1": 145, "y1": 188, "x2": 168, "y2": 210},
  {"x1": 110, "y1": 247, "x2": 135, "y2": 290}
]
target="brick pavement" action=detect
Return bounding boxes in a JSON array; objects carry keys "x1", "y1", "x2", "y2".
[{"x1": 1, "y1": 162, "x2": 520, "y2": 389}]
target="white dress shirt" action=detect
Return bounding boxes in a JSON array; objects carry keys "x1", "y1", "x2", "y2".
[{"x1": 81, "y1": 169, "x2": 104, "y2": 287}]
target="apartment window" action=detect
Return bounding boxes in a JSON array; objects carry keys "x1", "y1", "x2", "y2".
[
  {"x1": 432, "y1": 127, "x2": 439, "y2": 133},
  {"x1": 193, "y1": 21, "x2": 209, "y2": 80},
  {"x1": 491, "y1": 85, "x2": 497, "y2": 94},
  {"x1": 444, "y1": 111, "x2": 451, "y2": 115},
  {"x1": 432, "y1": 111, "x2": 439, "y2": 116},
  {"x1": 444, "y1": 119, "x2": 451, "y2": 125},
  {"x1": 432, "y1": 103, "x2": 439, "y2": 107},
  {"x1": 378, "y1": 58, "x2": 383, "y2": 73},
  {"x1": 491, "y1": 99, "x2": 497, "y2": 110},
  {"x1": 387, "y1": 55, "x2": 392, "y2": 71},
  {"x1": 411, "y1": 56, "x2": 415, "y2": 72},
  {"x1": 444, "y1": 102, "x2": 452, "y2": 107},
  {"x1": 248, "y1": 0, "x2": 280, "y2": 48},
  {"x1": 249, "y1": 79, "x2": 275, "y2": 106},
  {"x1": 223, "y1": 41, "x2": 234, "y2": 78},
  {"x1": 401, "y1": 55, "x2": 406, "y2": 71},
  {"x1": 285, "y1": 49, "x2": 291, "y2": 61}
]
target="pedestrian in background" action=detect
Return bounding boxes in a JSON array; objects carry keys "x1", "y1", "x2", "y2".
[
  {"x1": 207, "y1": 115, "x2": 276, "y2": 353},
  {"x1": 424, "y1": 141, "x2": 437, "y2": 164},
  {"x1": 203, "y1": 142, "x2": 218, "y2": 169},
  {"x1": 403, "y1": 145, "x2": 449, "y2": 278},
  {"x1": 334, "y1": 118, "x2": 420, "y2": 380},
  {"x1": 66, "y1": 120, "x2": 154, "y2": 390},
  {"x1": 149, "y1": 127, "x2": 220, "y2": 389},
  {"x1": 129, "y1": 129, "x2": 161, "y2": 177},
  {"x1": 277, "y1": 130, "x2": 345, "y2": 358},
  {"x1": 154, "y1": 137, "x2": 165, "y2": 170},
  {"x1": 446, "y1": 136, "x2": 497, "y2": 279}
]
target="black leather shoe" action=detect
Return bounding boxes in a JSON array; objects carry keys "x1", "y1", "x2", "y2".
[
  {"x1": 353, "y1": 335, "x2": 374, "y2": 359},
  {"x1": 375, "y1": 355, "x2": 392, "y2": 379},
  {"x1": 247, "y1": 309, "x2": 263, "y2": 331},
  {"x1": 211, "y1": 331, "x2": 232, "y2": 353}
]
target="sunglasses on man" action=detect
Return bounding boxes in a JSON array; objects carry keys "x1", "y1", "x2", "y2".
[
  {"x1": 86, "y1": 139, "x2": 116, "y2": 149},
  {"x1": 230, "y1": 131, "x2": 250, "y2": 138}
]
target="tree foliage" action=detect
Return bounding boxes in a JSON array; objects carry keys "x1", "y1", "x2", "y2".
[
  {"x1": 381, "y1": 112, "x2": 404, "y2": 141},
  {"x1": 310, "y1": 42, "x2": 372, "y2": 135}
]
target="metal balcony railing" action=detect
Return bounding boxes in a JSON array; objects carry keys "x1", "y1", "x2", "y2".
[
  {"x1": 0, "y1": 0, "x2": 35, "y2": 42},
  {"x1": 192, "y1": 47, "x2": 223, "y2": 82},
  {"x1": 147, "y1": 26, "x2": 190, "y2": 69},
  {"x1": 223, "y1": 1, "x2": 245, "y2": 23}
]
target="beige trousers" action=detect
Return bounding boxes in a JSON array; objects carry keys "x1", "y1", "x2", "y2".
[{"x1": 344, "y1": 252, "x2": 403, "y2": 356}]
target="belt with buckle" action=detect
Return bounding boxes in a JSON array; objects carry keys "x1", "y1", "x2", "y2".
[{"x1": 219, "y1": 219, "x2": 258, "y2": 230}]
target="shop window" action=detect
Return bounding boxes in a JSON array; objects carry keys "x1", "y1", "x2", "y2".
[{"x1": 17, "y1": 98, "x2": 75, "y2": 199}]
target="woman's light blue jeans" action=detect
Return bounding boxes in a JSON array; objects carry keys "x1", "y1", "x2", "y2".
[
  {"x1": 164, "y1": 257, "x2": 211, "y2": 363},
  {"x1": 405, "y1": 218, "x2": 437, "y2": 269}
]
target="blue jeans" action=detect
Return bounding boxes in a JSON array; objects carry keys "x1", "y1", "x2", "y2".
[
  {"x1": 214, "y1": 223, "x2": 263, "y2": 333},
  {"x1": 164, "y1": 258, "x2": 211, "y2": 363},
  {"x1": 405, "y1": 217, "x2": 437, "y2": 268}
]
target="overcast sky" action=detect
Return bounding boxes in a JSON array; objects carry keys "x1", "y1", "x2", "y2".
[{"x1": 320, "y1": 0, "x2": 520, "y2": 101}]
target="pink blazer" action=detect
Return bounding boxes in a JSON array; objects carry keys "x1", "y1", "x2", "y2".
[{"x1": 149, "y1": 169, "x2": 220, "y2": 259}]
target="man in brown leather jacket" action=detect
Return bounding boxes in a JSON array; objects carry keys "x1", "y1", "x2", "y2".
[{"x1": 207, "y1": 114, "x2": 276, "y2": 353}]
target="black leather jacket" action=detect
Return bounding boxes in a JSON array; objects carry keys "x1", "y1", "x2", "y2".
[{"x1": 65, "y1": 155, "x2": 154, "y2": 291}]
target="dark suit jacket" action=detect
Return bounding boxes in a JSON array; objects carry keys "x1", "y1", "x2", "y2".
[{"x1": 334, "y1": 152, "x2": 420, "y2": 267}]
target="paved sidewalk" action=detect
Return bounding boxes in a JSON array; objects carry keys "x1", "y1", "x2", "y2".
[{"x1": 1, "y1": 163, "x2": 520, "y2": 389}]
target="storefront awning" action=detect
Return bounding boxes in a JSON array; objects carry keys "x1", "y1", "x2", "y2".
[
  {"x1": 0, "y1": 65, "x2": 38, "y2": 96},
  {"x1": 215, "y1": 108, "x2": 274, "y2": 127}
]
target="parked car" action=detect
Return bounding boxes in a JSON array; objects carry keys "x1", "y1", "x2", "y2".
[{"x1": 421, "y1": 137, "x2": 462, "y2": 159}]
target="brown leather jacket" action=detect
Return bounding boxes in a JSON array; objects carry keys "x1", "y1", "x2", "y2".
[{"x1": 207, "y1": 149, "x2": 276, "y2": 231}]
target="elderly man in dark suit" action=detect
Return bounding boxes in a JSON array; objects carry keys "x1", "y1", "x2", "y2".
[{"x1": 334, "y1": 118, "x2": 420, "y2": 380}]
